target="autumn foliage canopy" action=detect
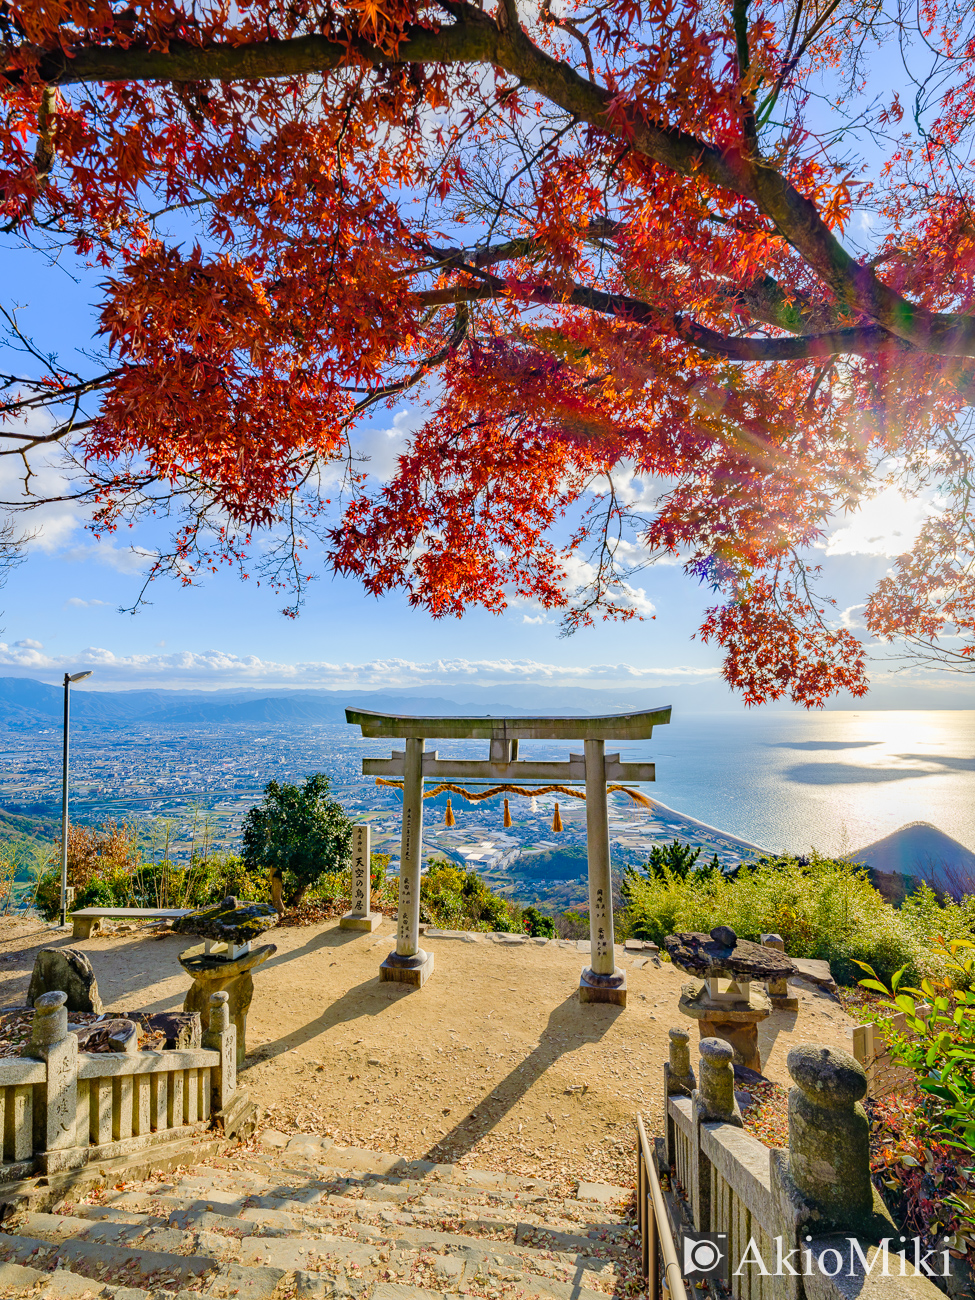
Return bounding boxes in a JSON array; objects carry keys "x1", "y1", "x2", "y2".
[{"x1": 4, "y1": 0, "x2": 975, "y2": 703}]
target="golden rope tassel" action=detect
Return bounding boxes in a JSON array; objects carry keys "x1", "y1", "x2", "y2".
[
  {"x1": 552, "y1": 801, "x2": 563, "y2": 833},
  {"x1": 503, "y1": 797, "x2": 512, "y2": 828},
  {"x1": 444, "y1": 796, "x2": 455, "y2": 827}
]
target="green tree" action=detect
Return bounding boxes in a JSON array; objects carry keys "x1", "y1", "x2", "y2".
[
  {"x1": 241, "y1": 775, "x2": 353, "y2": 910},
  {"x1": 645, "y1": 840, "x2": 703, "y2": 880}
]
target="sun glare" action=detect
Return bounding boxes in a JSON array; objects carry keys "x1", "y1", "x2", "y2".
[{"x1": 824, "y1": 487, "x2": 934, "y2": 558}]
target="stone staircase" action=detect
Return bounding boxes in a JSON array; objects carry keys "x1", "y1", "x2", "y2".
[{"x1": 0, "y1": 1134, "x2": 641, "y2": 1300}]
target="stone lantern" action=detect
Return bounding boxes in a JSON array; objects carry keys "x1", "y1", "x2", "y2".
[
  {"x1": 664, "y1": 925, "x2": 795, "y2": 1072},
  {"x1": 176, "y1": 897, "x2": 279, "y2": 1067}
]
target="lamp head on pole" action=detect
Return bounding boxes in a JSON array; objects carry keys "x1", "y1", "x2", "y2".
[{"x1": 67, "y1": 671, "x2": 93, "y2": 683}]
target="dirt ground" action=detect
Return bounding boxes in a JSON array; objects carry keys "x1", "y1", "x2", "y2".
[{"x1": 0, "y1": 916, "x2": 857, "y2": 1189}]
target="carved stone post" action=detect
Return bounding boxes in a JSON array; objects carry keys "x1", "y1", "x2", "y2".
[
  {"x1": 694, "y1": 1037, "x2": 742, "y2": 1127},
  {"x1": 381, "y1": 737, "x2": 433, "y2": 986},
  {"x1": 769, "y1": 1044, "x2": 899, "y2": 1300},
  {"x1": 663, "y1": 1026, "x2": 696, "y2": 1168},
  {"x1": 785, "y1": 1044, "x2": 873, "y2": 1225},
  {"x1": 203, "y1": 990, "x2": 237, "y2": 1114},
  {"x1": 762, "y1": 932, "x2": 798, "y2": 1010},
  {"x1": 687, "y1": 1037, "x2": 741, "y2": 1231},
  {"x1": 29, "y1": 990, "x2": 86, "y2": 1173},
  {"x1": 341, "y1": 824, "x2": 382, "y2": 931},
  {"x1": 666, "y1": 1026, "x2": 695, "y2": 1097},
  {"x1": 580, "y1": 738, "x2": 626, "y2": 1005}
]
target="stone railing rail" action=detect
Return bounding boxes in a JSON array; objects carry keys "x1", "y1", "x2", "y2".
[
  {"x1": 851, "y1": 1002, "x2": 931, "y2": 1099},
  {"x1": 0, "y1": 989, "x2": 237, "y2": 1181},
  {"x1": 640, "y1": 1026, "x2": 953, "y2": 1299}
]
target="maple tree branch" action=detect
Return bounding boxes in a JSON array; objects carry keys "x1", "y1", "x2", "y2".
[
  {"x1": 417, "y1": 282, "x2": 915, "y2": 363},
  {"x1": 30, "y1": 11, "x2": 975, "y2": 361}
]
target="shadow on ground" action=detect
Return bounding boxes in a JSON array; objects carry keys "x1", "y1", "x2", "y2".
[{"x1": 425, "y1": 993, "x2": 623, "y2": 1165}]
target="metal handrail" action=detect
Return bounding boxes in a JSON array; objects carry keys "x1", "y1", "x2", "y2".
[{"x1": 636, "y1": 1111, "x2": 689, "y2": 1300}]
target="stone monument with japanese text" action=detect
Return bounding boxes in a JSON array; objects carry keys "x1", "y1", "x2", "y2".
[{"x1": 340, "y1": 824, "x2": 383, "y2": 931}]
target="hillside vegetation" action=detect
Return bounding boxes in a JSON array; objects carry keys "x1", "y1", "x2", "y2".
[
  {"x1": 0, "y1": 806, "x2": 58, "y2": 856},
  {"x1": 618, "y1": 852, "x2": 975, "y2": 986}
]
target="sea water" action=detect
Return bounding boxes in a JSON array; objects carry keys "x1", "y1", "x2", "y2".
[{"x1": 615, "y1": 710, "x2": 975, "y2": 857}]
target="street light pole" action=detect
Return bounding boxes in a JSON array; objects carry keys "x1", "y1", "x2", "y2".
[{"x1": 60, "y1": 670, "x2": 93, "y2": 926}]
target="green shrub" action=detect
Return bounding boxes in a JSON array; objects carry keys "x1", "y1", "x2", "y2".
[
  {"x1": 619, "y1": 853, "x2": 945, "y2": 985},
  {"x1": 75, "y1": 877, "x2": 116, "y2": 910},
  {"x1": 556, "y1": 908, "x2": 590, "y2": 940},
  {"x1": 371, "y1": 853, "x2": 388, "y2": 892},
  {"x1": 522, "y1": 905, "x2": 556, "y2": 938},
  {"x1": 419, "y1": 864, "x2": 516, "y2": 932},
  {"x1": 34, "y1": 868, "x2": 62, "y2": 921},
  {"x1": 858, "y1": 938, "x2": 975, "y2": 1247}
]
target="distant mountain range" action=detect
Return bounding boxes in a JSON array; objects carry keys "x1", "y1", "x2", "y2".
[{"x1": 0, "y1": 677, "x2": 687, "y2": 728}]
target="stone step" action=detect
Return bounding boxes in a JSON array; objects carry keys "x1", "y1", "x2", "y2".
[
  {"x1": 256, "y1": 1135, "x2": 558, "y2": 1193},
  {"x1": 0, "y1": 1237, "x2": 619, "y2": 1300},
  {"x1": 0, "y1": 1129, "x2": 642, "y2": 1300},
  {"x1": 188, "y1": 1186, "x2": 631, "y2": 1262},
  {"x1": 0, "y1": 1231, "x2": 218, "y2": 1287},
  {"x1": 71, "y1": 1204, "x2": 166, "y2": 1226},
  {"x1": 309, "y1": 1195, "x2": 622, "y2": 1238},
  {"x1": 7, "y1": 1207, "x2": 630, "y2": 1273}
]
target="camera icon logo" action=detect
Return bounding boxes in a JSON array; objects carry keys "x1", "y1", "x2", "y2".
[{"x1": 681, "y1": 1231, "x2": 729, "y2": 1280}]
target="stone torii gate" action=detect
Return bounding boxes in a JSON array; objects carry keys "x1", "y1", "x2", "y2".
[{"x1": 345, "y1": 706, "x2": 672, "y2": 1005}]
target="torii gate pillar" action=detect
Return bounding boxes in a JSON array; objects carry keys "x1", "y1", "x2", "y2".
[
  {"x1": 580, "y1": 738, "x2": 626, "y2": 1004},
  {"x1": 381, "y1": 737, "x2": 434, "y2": 987}
]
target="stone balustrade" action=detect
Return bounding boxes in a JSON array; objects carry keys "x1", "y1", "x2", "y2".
[
  {"x1": 851, "y1": 1001, "x2": 931, "y2": 1098},
  {"x1": 0, "y1": 990, "x2": 241, "y2": 1180},
  {"x1": 653, "y1": 1028, "x2": 954, "y2": 1299}
]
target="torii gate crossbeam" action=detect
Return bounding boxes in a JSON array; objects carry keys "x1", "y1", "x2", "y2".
[{"x1": 345, "y1": 707, "x2": 672, "y2": 1004}]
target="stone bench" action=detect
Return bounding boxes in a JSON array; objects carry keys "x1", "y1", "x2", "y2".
[{"x1": 71, "y1": 907, "x2": 194, "y2": 940}]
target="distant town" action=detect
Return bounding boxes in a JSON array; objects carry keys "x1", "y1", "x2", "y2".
[{"x1": 0, "y1": 717, "x2": 764, "y2": 909}]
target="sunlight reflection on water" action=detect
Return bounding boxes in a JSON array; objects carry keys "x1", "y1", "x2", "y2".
[{"x1": 617, "y1": 710, "x2": 975, "y2": 856}]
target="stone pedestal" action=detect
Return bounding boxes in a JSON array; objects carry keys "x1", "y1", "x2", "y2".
[
  {"x1": 579, "y1": 965, "x2": 627, "y2": 1006},
  {"x1": 342, "y1": 912, "x2": 383, "y2": 932},
  {"x1": 380, "y1": 948, "x2": 434, "y2": 987},
  {"x1": 762, "y1": 932, "x2": 799, "y2": 1011},
  {"x1": 342, "y1": 824, "x2": 383, "y2": 931},
  {"x1": 179, "y1": 942, "x2": 276, "y2": 1068},
  {"x1": 678, "y1": 979, "x2": 771, "y2": 1072}
]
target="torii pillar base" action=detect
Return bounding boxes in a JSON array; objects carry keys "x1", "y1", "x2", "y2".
[
  {"x1": 380, "y1": 949, "x2": 434, "y2": 987},
  {"x1": 580, "y1": 966, "x2": 627, "y2": 1006},
  {"x1": 340, "y1": 911, "x2": 383, "y2": 932}
]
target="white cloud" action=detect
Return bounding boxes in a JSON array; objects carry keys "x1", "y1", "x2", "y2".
[
  {"x1": 825, "y1": 487, "x2": 935, "y2": 558},
  {"x1": 521, "y1": 614, "x2": 552, "y2": 625},
  {"x1": 65, "y1": 598, "x2": 112, "y2": 609},
  {"x1": 13, "y1": 638, "x2": 43, "y2": 649},
  {"x1": 0, "y1": 645, "x2": 721, "y2": 690},
  {"x1": 838, "y1": 603, "x2": 866, "y2": 630},
  {"x1": 558, "y1": 551, "x2": 656, "y2": 617},
  {"x1": 0, "y1": 416, "x2": 88, "y2": 551},
  {"x1": 59, "y1": 542, "x2": 156, "y2": 574},
  {"x1": 320, "y1": 408, "x2": 416, "y2": 487}
]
